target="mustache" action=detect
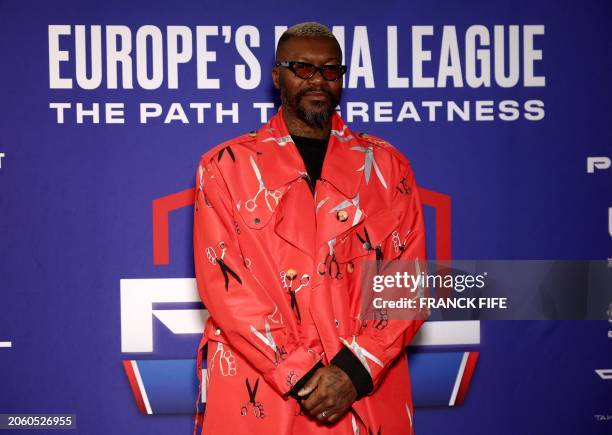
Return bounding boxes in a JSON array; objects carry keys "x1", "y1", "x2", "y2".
[{"x1": 295, "y1": 87, "x2": 335, "y2": 102}]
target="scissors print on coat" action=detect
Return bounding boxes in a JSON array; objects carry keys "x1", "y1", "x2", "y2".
[
  {"x1": 266, "y1": 304, "x2": 284, "y2": 326},
  {"x1": 339, "y1": 336, "x2": 385, "y2": 377},
  {"x1": 217, "y1": 145, "x2": 236, "y2": 162},
  {"x1": 316, "y1": 195, "x2": 330, "y2": 214},
  {"x1": 250, "y1": 318, "x2": 288, "y2": 365},
  {"x1": 374, "y1": 308, "x2": 389, "y2": 330},
  {"x1": 391, "y1": 230, "x2": 407, "y2": 256},
  {"x1": 261, "y1": 134, "x2": 294, "y2": 146},
  {"x1": 206, "y1": 241, "x2": 242, "y2": 291},
  {"x1": 330, "y1": 125, "x2": 355, "y2": 142},
  {"x1": 396, "y1": 176, "x2": 411, "y2": 195},
  {"x1": 355, "y1": 227, "x2": 384, "y2": 274},
  {"x1": 195, "y1": 165, "x2": 211, "y2": 211},
  {"x1": 280, "y1": 269, "x2": 310, "y2": 323},
  {"x1": 317, "y1": 238, "x2": 342, "y2": 279},
  {"x1": 351, "y1": 145, "x2": 388, "y2": 189},
  {"x1": 361, "y1": 306, "x2": 389, "y2": 331},
  {"x1": 240, "y1": 377, "x2": 265, "y2": 419},
  {"x1": 245, "y1": 155, "x2": 282, "y2": 212}
]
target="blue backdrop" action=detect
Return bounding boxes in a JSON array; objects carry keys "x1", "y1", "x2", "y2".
[{"x1": 0, "y1": 0, "x2": 611, "y2": 434}]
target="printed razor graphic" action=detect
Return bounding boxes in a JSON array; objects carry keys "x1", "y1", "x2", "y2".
[{"x1": 587, "y1": 156, "x2": 611, "y2": 173}]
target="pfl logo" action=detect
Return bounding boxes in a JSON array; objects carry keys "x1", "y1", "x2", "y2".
[{"x1": 586, "y1": 156, "x2": 611, "y2": 173}]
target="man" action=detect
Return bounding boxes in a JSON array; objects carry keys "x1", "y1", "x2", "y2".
[{"x1": 193, "y1": 22, "x2": 426, "y2": 434}]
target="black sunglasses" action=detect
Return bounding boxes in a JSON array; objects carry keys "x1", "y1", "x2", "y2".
[{"x1": 276, "y1": 61, "x2": 347, "y2": 81}]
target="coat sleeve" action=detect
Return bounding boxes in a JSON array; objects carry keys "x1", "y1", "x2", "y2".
[
  {"x1": 193, "y1": 155, "x2": 322, "y2": 396},
  {"x1": 334, "y1": 159, "x2": 429, "y2": 393}
]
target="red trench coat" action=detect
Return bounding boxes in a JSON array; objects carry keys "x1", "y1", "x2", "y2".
[{"x1": 193, "y1": 107, "x2": 426, "y2": 435}]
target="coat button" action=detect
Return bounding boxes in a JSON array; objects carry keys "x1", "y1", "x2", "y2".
[
  {"x1": 347, "y1": 261, "x2": 354, "y2": 273},
  {"x1": 362, "y1": 242, "x2": 371, "y2": 250},
  {"x1": 253, "y1": 217, "x2": 260, "y2": 224},
  {"x1": 214, "y1": 328, "x2": 221, "y2": 336},
  {"x1": 336, "y1": 210, "x2": 349, "y2": 222},
  {"x1": 286, "y1": 268, "x2": 298, "y2": 280}
]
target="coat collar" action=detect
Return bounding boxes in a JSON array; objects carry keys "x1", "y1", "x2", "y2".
[{"x1": 255, "y1": 107, "x2": 363, "y2": 198}]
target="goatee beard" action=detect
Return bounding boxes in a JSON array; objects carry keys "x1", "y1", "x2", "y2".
[
  {"x1": 281, "y1": 83, "x2": 339, "y2": 129},
  {"x1": 296, "y1": 99, "x2": 335, "y2": 128}
]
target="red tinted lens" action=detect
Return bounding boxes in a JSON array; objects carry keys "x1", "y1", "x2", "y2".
[
  {"x1": 321, "y1": 65, "x2": 343, "y2": 80},
  {"x1": 292, "y1": 62, "x2": 316, "y2": 79}
]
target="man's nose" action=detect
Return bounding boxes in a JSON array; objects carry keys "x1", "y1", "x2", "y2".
[{"x1": 307, "y1": 68, "x2": 326, "y2": 84}]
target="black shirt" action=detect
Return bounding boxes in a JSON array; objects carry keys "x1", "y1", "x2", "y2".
[{"x1": 291, "y1": 134, "x2": 328, "y2": 194}]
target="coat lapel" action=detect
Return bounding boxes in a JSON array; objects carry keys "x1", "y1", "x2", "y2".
[
  {"x1": 254, "y1": 108, "x2": 366, "y2": 260},
  {"x1": 314, "y1": 114, "x2": 365, "y2": 254},
  {"x1": 255, "y1": 108, "x2": 314, "y2": 258},
  {"x1": 255, "y1": 108, "x2": 306, "y2": 190}
]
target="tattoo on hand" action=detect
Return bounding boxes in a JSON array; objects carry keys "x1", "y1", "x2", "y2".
[{"x1": 327, "y1": 371, "x2": 344, "y2": 395}]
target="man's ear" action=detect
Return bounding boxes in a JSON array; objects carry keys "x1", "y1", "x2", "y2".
[{"x1": 272, "y1": 67, "x2": 280, "y2": 90}]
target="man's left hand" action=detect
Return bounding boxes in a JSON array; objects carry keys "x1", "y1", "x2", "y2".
[{"x1": 297, "y1": 365, "x2": 357, "y2": 424}]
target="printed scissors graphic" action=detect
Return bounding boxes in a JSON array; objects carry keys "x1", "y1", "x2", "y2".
[
  {"x1": 317, "y1": 238, "x2": 342, "y2": 279},
  {"x1": 339, "y1": 336, "x2": 384, "y2": 376},
  {"x1": 205, "y1": 241, "x2": 242, "y2": 291},
  {"x1": 316, "y1": 195, "x2": 330, "y2": 214},
  {"x1": 318, "y1": 253, "x2": 341, "y2": 279},
  {"x1": 391, "y1": 230, "x2": 407, "y2": 255},
  {"x1": 330, "y1": 125, "x2": 354, "y2": 142},
  {"x1": 396, "y1": 176, "x2": 411, "y2": 195},
  {"x1": 195, "y1": 165, "x2": 211, "y2": 211},
  {"x1": 245, "y1": 155, "x2": 282, "y2": 212},
  {"x1": 350, "y1": 145, "x2": 388, "y2": 189},
  {"x1": 250, "y1": 319, "x2": 287, "y2": 365},
  {"x1": 374, "y1": 308, "x2": 389, "y2": 330},
  {"x1": 240, "y1": 377, "x2": 265, "y2": 418},
  {"x1": 355, "y1": 227, "x2": 384, "y2": 274},
  {"x1": 280, "y1": 271, "x2": 310, "y2": 322},
  {"x1": 261, "y1": 135, "x2": 294, "y2": 146},
  {"x1": 217, "y1": 145, "x2": 235, "y2": 162}
]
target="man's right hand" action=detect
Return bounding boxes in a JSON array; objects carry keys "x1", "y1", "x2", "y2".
[{"x1": 297, "y1": 366, "x2": 357, "y2": 424}]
